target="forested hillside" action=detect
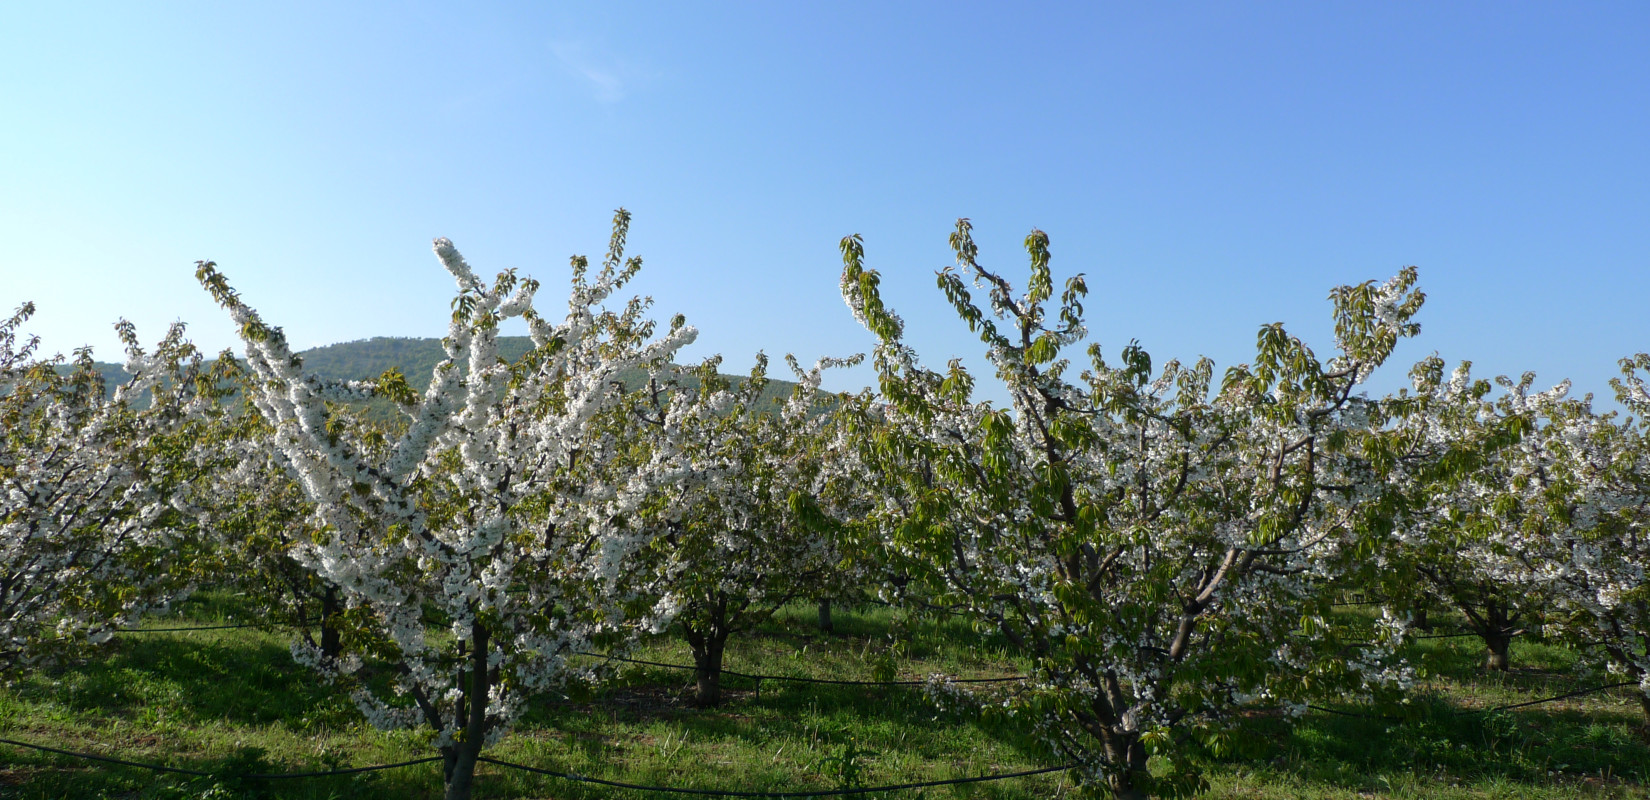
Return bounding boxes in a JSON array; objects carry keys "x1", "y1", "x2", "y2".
[
  {"x1": 87, "y1": 336, "x2": 806, "y2": 418},
  {"x1": 297, "y1": 336, "x2": 537, "y2": 384}
]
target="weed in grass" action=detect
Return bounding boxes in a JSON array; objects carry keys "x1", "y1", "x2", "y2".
[
  {"x1": 651, "y1": 726, "x2": 689, "y2": 764},
  {"x1": 811, "y1": 731, "x2": 873, "y2": 790}
]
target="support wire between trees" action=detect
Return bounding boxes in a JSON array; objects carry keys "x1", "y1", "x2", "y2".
[
  {"x1": 1303, "y1": 680, "x2": 1638, "y2": 721},
  {"x1": 0, "y1": 737, "x2": 442, "y2": 778},
  {"x1": 0, "y1": 736, "x2": 1069, "y2": 795},
  {"x1": 2, "y1": 682, "x2": 1637, "y2": 790}
]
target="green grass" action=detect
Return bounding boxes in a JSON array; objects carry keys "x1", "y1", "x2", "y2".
[{"x1": 1, "y1": 597, "x2": 1645, "y2": 799}]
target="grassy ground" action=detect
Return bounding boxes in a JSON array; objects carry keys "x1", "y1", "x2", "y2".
[{"x1": 0, "y1": 595, "x2": 1645, "y2": 799}]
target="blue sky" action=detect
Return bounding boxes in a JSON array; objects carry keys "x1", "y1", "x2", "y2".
[{"x1": 3, "y1": 3, "x2": 1646, "y2": 406}]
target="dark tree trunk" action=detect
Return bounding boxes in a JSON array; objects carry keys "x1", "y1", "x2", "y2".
[
  {"x1": 1100, "y1": 728, "x2": 1149, "y2": 800},
  {"x1": 442, "y1": 743, "x2": 483, "y2": 800},
  {"x1": 1476, "y1": 602, "x2": 1515, "y2": 672},
  {"x1": 690, "y1": 632, "x2": 729, "y2": 707},
  {"x1": 320, "y1": 586, "x2": 343, "y2": 660},
  {"x1": 683, "y1": 596, "x2": 736, "y2": 707},
  {"x1": 1412, "y1": 605, "x2": 1430, "y2": 633},
  {"x1": 1483, "y1": 631, "x2": 1512, "y2": 672},
  {"x1": 817, "y1": 600, "x2": 834, "y2": 634},
  {"x1": 441, "y1": 626, "x2": 492, "y2": 800}
]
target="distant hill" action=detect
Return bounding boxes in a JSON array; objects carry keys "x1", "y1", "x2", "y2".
[
  {"x1": 296, "y1": 336, "x2": 537, "y2": 385},
  {"x1": 297, "y1": 336, "x2": 803, "y2": 409},
  {"x1": 86, "y1": 336, "x2": 811, "y2": 421}
]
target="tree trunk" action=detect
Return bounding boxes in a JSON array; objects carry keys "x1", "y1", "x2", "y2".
[
  {"x1": 1483, "y1": 631, "x2": 1512, "y2": 672},
  {"x1": 1638, "y1": 692, "x2": 1650, "y2": 726},
  {"x1": 320, "y1": 586, "x2": 343, "y2": 660},
  {"x1": 1100, "y1": 728, "x2": 1149, "y2": 800},
  {"x1": 1107, "y1": 767, "x2": 1149, "y2": 799},
  {"x1": 1478, "y1": 602, "x2": 1514, "y2": 672},
  {"x1": 441, "y1": 626, "x2": 492, "y2": 800},
  {"x1": 818, "y1": 600, "x2": 834, "y2": 634},
  {"x1": 442, "y1": 741, "x2": 483, "y2": 800},
  {"x1": 1412, "y1": 605, "x2": 1430, "y2": 633},
  {"x1": 691, "y1": 633, "x2": 728, "y2": 707}
]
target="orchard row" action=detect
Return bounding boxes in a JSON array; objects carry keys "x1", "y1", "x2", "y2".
[{"x1": 3, "y1": 212, "x2": 1647, "y2": 800}]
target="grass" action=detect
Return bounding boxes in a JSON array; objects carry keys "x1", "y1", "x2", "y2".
[{"x1": 0, "y1": 596, "x2": 1645, "y2": 799}]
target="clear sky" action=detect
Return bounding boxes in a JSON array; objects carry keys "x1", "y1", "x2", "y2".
[{"x1": 3, "y1": 3, "x2": 1647, "y2": 407}]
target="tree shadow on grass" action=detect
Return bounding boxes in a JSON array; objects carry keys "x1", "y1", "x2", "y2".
[
  {"x1": 525, "y1": 659, "x2": 1051, "y2": 767},
  {"x1": 1215, "y1": 689, "x2": 1650, "y2": 794},
  {"x1": 0, "y1": 746, "x2": 445, "y2": 800},
  {"x1": 18, "y1": 632, "x2": 356, "y2": 730}
]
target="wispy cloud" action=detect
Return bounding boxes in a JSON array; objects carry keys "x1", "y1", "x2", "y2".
[{"x1": 550, "y1": 40, "x2": 653, "y2": 104}]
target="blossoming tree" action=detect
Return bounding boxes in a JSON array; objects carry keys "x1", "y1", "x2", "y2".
[
  {"x1": 838, "y1": 221, "x2": 1422, "y2": 799},
  {"x1": 641, "y1": 352, "x2": 861, "y2": 706},
  {"x1": 196, "y1": 211, "x2": 704, "y2": 800},
  {"x1": 1379, "y1": 360, "x2": 1572, "y2": 671},
  {"x1": 0, "y1": 304, "x2": 209, "y2": 673},
  {"x1": 1580, "y1": 356, "x2": 1650, "y2": 721},
  {"x1": 1506, "y1": 355, "x2": 1650, "y2": 723}
]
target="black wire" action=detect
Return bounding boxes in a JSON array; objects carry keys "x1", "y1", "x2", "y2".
[
  {"x1": 115, "y1": 618, "x2": 322, "y2": 633},
  {"x1": 1411, "y1": 630, "x2": 1492, "y2": 640},
  {"x1": 587, "y1": 653, "x2": 1027, "y2": 686},
  {"x1": 117, "y1": 622, "x2": 279, "y2": 633},
  {"x1": 0, "y1": 738, "x2": 214, "y2": 776},
  {"x1": 5, "y1": 680, "x2": 1639, "y2": 789},
  {"x1": 1304, "y1": 704, "x2": 1402, "y2": 721},
  {"x1": 1304, "y1": 680, "x2": 1639, "y2": 721},
  {"x1": 1338, "y1": 629, "x2": 1523, "y2": 648},
  {"x1": 1453, "y1": 681, "x2": 1637, "y2": 716},
  {"x1": 477, "y1": 756, "x2": 1073, "y2": 797},
  {"x1": 0, "y1": 737, "x2": 443, "y2": 779},
  {"x1": 0, "y1": 734, "x2": 1070, "y2": 794},
  {"x1": 97, "y1": 616, "x2": 1638, "y2": 765}
]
